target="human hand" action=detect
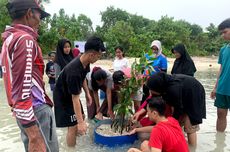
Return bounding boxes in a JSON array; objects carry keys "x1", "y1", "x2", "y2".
[
  {"x1": 77, "y1": 121, "x2": 87, "y2": 135},
  {"x1": 128, "y1": 128, "x2": 137, "y2": 135},
  {"x1": 210, "y1": 89, "x2": 216, "y2": 99},
  {"x1": 132, "y1": 112, "x2": 140, "y2": 122},
  {"x1": 107, "y1": 109, "x2": 115, "y2": 120}
]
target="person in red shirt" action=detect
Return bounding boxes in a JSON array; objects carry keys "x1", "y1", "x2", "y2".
[
  {"x1": 128, "y1": 97, "x2": 189, "y2": 152},
  {"x1": 72, "y1": 44, "x2": 80, "y2": 57},
  {"x1": 1, "y1": 0, "x2": 58, "y2": 151}
]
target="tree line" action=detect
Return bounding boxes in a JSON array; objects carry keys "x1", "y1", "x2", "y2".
[{"x1": 0, "y1": 0, "x2": 226, "y2": 57}]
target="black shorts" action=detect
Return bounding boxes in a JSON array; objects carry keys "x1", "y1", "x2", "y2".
[{"x1": 54, "y1": 101, "x2": 84, "y2": 128}]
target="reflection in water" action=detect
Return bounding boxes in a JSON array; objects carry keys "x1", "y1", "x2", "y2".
[
  {"x1": 1, "y1": 69, "x2": 230, "y2": 152},
  {"x1": 211, "y1": 132, "x2": 226, "y2": 152}
]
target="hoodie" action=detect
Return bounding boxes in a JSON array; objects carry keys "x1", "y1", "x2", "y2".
[{"x1": 1, "y1": 24, "x2": 53, "y2": 128}]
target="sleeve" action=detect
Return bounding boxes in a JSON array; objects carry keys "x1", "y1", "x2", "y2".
[
  {"x1": 148, "y1": 127, "x2": 163, "y2": 150},
  {"x1": 66, "y1": 74, "x2": 82, "y2": 95},
  {"x1": 160, "y1": 56, "x2": 168, "y2": 70},
  {"x1": 12, "y1": 35, "x2": 37, "y2": 128},
  {"x1": 218, "y1": 46, "x2": 225, "y2": 65},
  {"x1": 54, "y1": 63, "x2": 61, "y2": 81}
]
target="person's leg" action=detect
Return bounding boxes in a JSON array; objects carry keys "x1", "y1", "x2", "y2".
[
  {"x1": 16, "y1": 120, "x2": 29, "y2": 151},
  {"x1": 214, "y1": 93, "x2": 229, "y2": 132},
  {"x1": 184, "y1": 114, "x2": 199, "y2": 147},
  {"x1": 35, "y1": 104, "x2": 59, "y2": 151},
  {"x1": 17, "y1": 104, "x2": 59, "y2": 152},
  {"x1": 216, "y1": 108, "x2": 228, "y2": 132},
  {"x1": 66, "y1": 125, "x2": 78, "y2": 147},
  {"x1": 87, "y1": 90, "x2": 97, "y2": 119},
  {"x1": 187, "y1": 132, "x2": 197, "y2": 146}
]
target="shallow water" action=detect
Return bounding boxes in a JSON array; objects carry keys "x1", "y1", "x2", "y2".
[{"x1": 0, "y1": 68, "x2": 230, "y2": 152}]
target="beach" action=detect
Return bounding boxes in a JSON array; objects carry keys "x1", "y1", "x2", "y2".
[{"x1": 1, "y1": 56, "x2": 229, "y2": 152}]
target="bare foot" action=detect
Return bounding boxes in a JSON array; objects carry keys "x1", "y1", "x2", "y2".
[{"x1": 95, "y1": 113, "x2": 103, "y2": 120}]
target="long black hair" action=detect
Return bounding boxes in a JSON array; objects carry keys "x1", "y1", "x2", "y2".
[
  {"x1": 91, "y1": 67, "x2": 107, "y2": 91},
  {"x1": 54, "y1": 39, "x2": 74, "y2": 70}
]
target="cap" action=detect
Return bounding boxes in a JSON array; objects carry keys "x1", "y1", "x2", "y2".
[{"x1": 6, "y1": 0, "x2": 50, "y2": 19}]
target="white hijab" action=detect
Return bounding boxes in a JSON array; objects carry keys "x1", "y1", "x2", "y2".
[{"x1": 150, "y1": 40, "x2": 162, "y2": 57}]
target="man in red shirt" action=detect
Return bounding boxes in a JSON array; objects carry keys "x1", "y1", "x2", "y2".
[
  {"x1": 1, "y1": 0, "x2": 58, "y2": 151},
  {"x1": 128, "y1": 97, "x2": 189, "y2": 152}
]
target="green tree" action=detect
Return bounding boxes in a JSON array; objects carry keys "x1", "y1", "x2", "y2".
[
  {"x1": 0, "y1": 0, "x2": 11, "y2": 46},
  {"x1": 104, "y1": 21, "x2": 135, "y2": 57}
]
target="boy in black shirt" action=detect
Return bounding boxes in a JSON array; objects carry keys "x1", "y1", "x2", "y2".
[
  {"x1": 45, "y1": 51, "x2": 56, "y2": 91},
  {"x1": 53, "y1": 36, "x2": 105, "y2": 147}
]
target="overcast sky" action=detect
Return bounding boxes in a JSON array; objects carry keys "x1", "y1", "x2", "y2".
[{"x1": 45, "y1": 0, "x2": 229, "y2": 29}]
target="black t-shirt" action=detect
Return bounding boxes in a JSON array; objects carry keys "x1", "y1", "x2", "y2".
[
  {"x1": 53, "y1": 57, "x2": 90, "y2": 109},
  {"x1": 45, "y1": 61, "x2": 55, "y2": 84}
]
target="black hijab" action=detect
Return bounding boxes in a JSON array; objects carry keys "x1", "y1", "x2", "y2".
[
  {"x1": 146, "y1": 72, "x2": 172, "y2": 94},
  {"x1": 55, "y1": 39, "x2": 74, "y2": 70},
  {"x1": 147, "y1": 72, "x2": 184, "y2": 119},
  {"x1": 171, "y1": 44, "x2": 196, "y2": 76}
]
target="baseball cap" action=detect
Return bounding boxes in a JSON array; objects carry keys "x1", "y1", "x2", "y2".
[{"x1": 6, "y1": 0, "x2": 50, "y2": 19}]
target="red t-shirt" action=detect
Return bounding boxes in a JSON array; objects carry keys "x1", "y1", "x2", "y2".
[
  {"x1": 148, "y1": 117, "x2": 189, "y2": 152},
  {"x1": 72, "y1": 48, "x2": 80, "y2": 57}
]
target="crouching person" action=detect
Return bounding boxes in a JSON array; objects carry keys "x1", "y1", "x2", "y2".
[{"x1": 128, "y1": 97, "x2": 189, "y2": 152}]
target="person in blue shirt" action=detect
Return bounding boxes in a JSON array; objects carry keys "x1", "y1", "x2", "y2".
[
  {"x1": 144, "y1": 40, "x2": 168, "y2": 75},
  {"x1": 142, "y1": 40, "x2": 168, "y2": 104},
  {"x1": 210, "y1": 18, "x2": 230, "y2": 132}
]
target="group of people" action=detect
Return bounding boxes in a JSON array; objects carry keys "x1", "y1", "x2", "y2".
[{"x1": 1, "y1": 0, "x2": 230, "y2": 152}]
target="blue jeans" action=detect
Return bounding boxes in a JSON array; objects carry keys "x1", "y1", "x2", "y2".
[{"x1": 17, "y1": 104, "x2": 59, "y2": 152}]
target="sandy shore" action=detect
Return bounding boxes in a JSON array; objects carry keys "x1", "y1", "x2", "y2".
[{"x1": 92, "y1": 56, "x2": 219, "y2": 72}]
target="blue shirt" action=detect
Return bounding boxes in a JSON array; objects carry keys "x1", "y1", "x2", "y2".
[
  {"x1": 144, "y1": 54, "x2": 168, "y2": 75},
  {"x1": 217, "y1": 44, "x2": 230, "y2": 96}
]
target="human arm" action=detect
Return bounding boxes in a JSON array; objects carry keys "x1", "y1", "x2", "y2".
[
  {"x1": 106, "y1": 87, "x2": 115, "y2": 119},
  {"x1": 210, "y1": 65, "x2": 222, "y2": 99},
  {"x1": 83, "y1": 79, "x2": 92, "y2": 106},
  {"x1": 132, "y1": 108, "x2": 147, "y2": 122},
  {"x1": 127, "y1": 148, "x2": 143, "y2": 152},
  {"x1": 91, "y1": 90, "x2": 100, "y2": 112},
  {"x1": 72, "y1": 94, "x2": 87, "y2": 134},
  {"x1": 129, "y1": 126, "x2": 153, "y2": 135},
  {"x1": 9, "y1": 36, "x2": 46, "y2": 150}
]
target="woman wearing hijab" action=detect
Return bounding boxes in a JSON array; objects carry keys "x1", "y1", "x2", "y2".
[
  {"x1": 171, "y1": 43, "x2": 197, "y2": 76},
  {"x1": 146, "y1": 72, "x2": 206, "y2": 146},
  {"x1": 142, "y1": 40, "x2": 168, "y2": 104},
  {"x1": 144, "y1": 40, "x2": 168, "y2": 75},
  {"x1": 54, "y1": 39, "x2": 74, "y2": 80}
]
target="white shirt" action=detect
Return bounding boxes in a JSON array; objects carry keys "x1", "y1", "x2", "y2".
[
  {"x1": 113, "y1": 57, "x2": 128, "y2": 71},
  {"x1": 86, "y1": 69, "x2": 113, "y2": 90}
]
